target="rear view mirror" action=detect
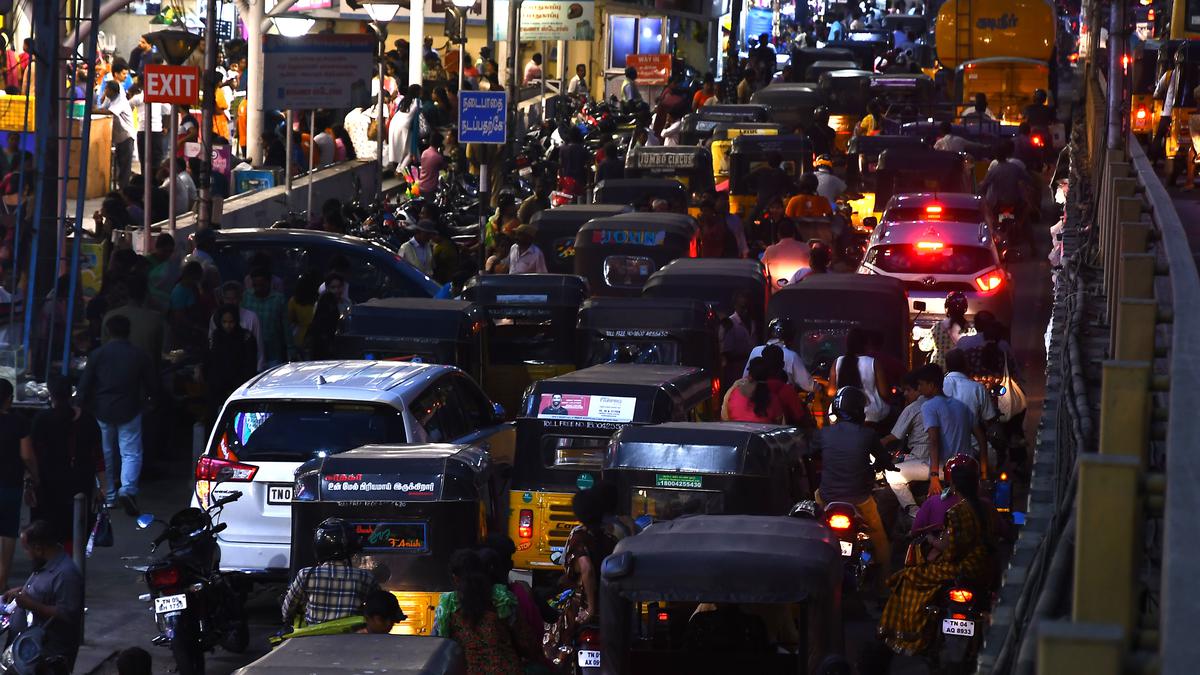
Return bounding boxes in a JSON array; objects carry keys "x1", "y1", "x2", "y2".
[
  {"x1": 493, "y1": 402, "x2": 506, "y2": 420},
  {"x1": 862, "y1": 216, "x2": 878, "y2": 229},
  {"x1": 913, "y1": 301, "x2": 927, "y2": 312}
]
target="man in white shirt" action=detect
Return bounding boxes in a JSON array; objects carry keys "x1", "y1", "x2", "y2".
[
  {"x1": 128, "y1": 86, "x2": 167, "y2": 178},
  {"x1": 881, "y1": 373, "x2": 929, "y2": 518},
  {"x1": 400, "y1": 220, "x2": 436, "y2": 276},
  {"x1": 942, "y1": 349, "x2": 997, "y2": 459},
  {"x1": 566, "y1": 64, "x2": 589, "y2": 98},
  {"x1": 813, "y1": 157, "x2": 847, "y2": 210},
  {"x1": 97, "y1": 81, "x2": 136, "y2": 189},
  {"x1": 743, "y1": 317, "x2": 815, "y2": 392},
  {"x1": 508, "y1": 224, "x2": 548, "y2": 274}
]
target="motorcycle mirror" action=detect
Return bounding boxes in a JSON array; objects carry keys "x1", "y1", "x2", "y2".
[
  {"x1": 912, "y1": 300, "x2": 927, "y2": 312},
  {"x1": 135, "y1": 514, "x2": 156, "y2": 530}
]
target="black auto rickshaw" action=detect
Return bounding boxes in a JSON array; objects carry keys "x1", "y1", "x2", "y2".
[
  {"x1": 726, "y1": 134, "x2": 813, "y2": 217},
  {"x1": 573, "y1": 212, "x2": 699, "y2": 297},
  {"x1": 767, "y1": 274, "x2": 910, "y2": 424},
  {"x1": 870, "y1": 73, "x2": 937, "y2": 128},
  {"x1": 642, "y1": 257, "x2": 769, "y2": 343},
  {"x1": 603, "y1": 422, "x2": 811, "y2": 523},
  {"x1": 825, "y1": 33, "x2": 891, "y2": 69},
  {"x1": 592, "y1": 178, "x2": 689, "y2": 213},
  {"x1": 818, "y1": 69, "x2": 874, "y2": 150},
  {"x1": 233, "y1": 635, "x2": 466, "y2": 674},
  {"x1": 881, "y1": 13, "x2": 928, "y2": 39},
  {"x1": 789, "y1": 47, "x2": 857, "y2": 81},
  {"x1": 599, "y1": 514, "x2": 844, "y2": 674},
  {"x1": 577, "y1": 296, "x2": 718, "y2": 371},
  {"x1": 710, "y1": 122, "x2": 788, "y2": 183},
  {"x1": 291, "y1": 443, "x2": 500, "y2": 636},
  {"x1": 748, "y1": 84, "x2": 825, "y2": 134},
  {"x1": 460, "y1": 273, "x2": 587, "y2": 415},
  {"x1": 334, "y1": 298, "x2": 487, "y2": 383},
  {"x1": 529, "y1": 204, "x2": 632, "y2": 274},
  {"x1": 843, "y1": 134, "x2": 929, "y2": 229},
  {"x1": 624, "y1": 145, "x2": 716, "y2": 198},
  {"x1": 508, "y1": 364, "x2": 712, "y2": 577},
  {"x1": 805, "y1": 60, "x2": 859, "y2": 82},
  {"x1": 872, "y1": 148, "x2": 974, "y2": 223},
  {"x1": 678, "y1": 103, "x2": 770, "y2": 145}
]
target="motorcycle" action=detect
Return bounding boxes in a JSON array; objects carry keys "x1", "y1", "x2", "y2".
[
  {"x1": 126, "y1": 492, "x2": 248, "y2": 675},
  {"x1": 822, "y1": 501, "x2": 876, "y2": 593},
  {"x1": 993, "y1": 204, "x2": 1024, "y2": 262},
  {"x1": 923, "y1": 580, "x2": 989, "y2": 675}
]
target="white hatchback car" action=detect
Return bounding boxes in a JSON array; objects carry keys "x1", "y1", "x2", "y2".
[
  {"x1": 858, "y1": 193, "x2": 1013, "y2": 331},
  {"x1": 193, "y1": 360, "x2": 513, "y2": 579}
]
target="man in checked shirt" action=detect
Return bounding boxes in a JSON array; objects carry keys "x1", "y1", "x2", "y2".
[{"x1": 282, "y1": 518, "x2": 381, "y2": 625}]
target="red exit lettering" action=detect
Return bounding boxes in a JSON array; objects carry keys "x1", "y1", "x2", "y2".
[{"x1": 144, "y1": 64, "x2": 200, "y2": 105}]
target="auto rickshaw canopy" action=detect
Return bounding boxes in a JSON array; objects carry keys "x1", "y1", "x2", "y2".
[
  {"x1": 748, "y1": 84, "x2": 825, "y2": 130},
  {"x1": 521, "y1": 363, "x2": 711, "y2": 422},
  {"x1": 530, "y1": 204, "x2": 632, "y2": 274},
  {"x1": 789, "y1": 47, "x2": 856, "y2": 80},
  {"x1": 604, "y1": 421, "x2": 804, "y2": 477},
  {"x1": 643, "y1": 257, "x2": 768, "y2": 321},
  {"x1": 818, "y1": 69, "x2": 874, "y2": 114},
  {"x1": 767, "y1": 273, "x2": 910, "y2": 364},
  {"x1": 678, "y1": 104, "x2": 770, "y2": 144},
  {"x1": 592, "y1": 178, "x2": 689, "y2": 211},
  {"x1": 624, "y1": 145, "x2": 716, "y2": 193}
]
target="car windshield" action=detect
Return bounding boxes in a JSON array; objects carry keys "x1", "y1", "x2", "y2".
[
  {"x1": 212, "y1": 401, "x2": 407, "y2": 462},
  {"x1": 884, "y1": 206, "x2": 982, "y2": 223},
  {"x1": 866, "y1": 244, "x2": 996, "y2": 275}
]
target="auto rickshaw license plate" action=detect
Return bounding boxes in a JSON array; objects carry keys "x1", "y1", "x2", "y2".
[
  {"x1": 839, "y1": 540, "x2": 853, "y2": 556},
  {"x1": 942, "y1": 618, "x2": 974, "y2": 636},
  {"x1": 578, "y1": 650, "x2": 601, "y2": 668},
  {"x1": 154, "y1": 594, "x2": 187, "y2": 614}
]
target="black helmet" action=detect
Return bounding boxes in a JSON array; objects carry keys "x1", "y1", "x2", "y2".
[
  {"x1": 945, "y1": 290, "x2": 968, "y2": 317},
  {"x1": 831, "y1": 386, "x2": 868, "y2": 424},
  {"x1": 768, "y1": 316, "x2": 795, "y2": 342},
  {"x1": 314, "y1": 517, "x2": 358, "y2": 563},
  {"x1": 788, "y1": 500, "x2": 823, "y2": 519}
]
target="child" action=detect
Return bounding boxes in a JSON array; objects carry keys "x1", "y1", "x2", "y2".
[{"x1": 362, "y1": 589, "x2": 407, "y2": 635}]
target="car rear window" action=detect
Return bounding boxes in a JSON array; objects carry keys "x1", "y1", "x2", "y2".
[
  {"x1": 865, "y1": 244, "x2": 996, "y2": 275},
  {"x1": 883, "y1": 206, "x2": 982, "y2": 223},
  {"x1": 211, "y1": 401, "x2": 407, "y2": 463}
]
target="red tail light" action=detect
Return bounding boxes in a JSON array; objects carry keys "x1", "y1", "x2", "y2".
[
  {"x1": 657, "y1": 611, "x2": 670, "y2": 622},
  {"x1": 689, "y1": 235, "x2": 699, "y2": 258},
  {"x1": 915, "y1": 241, "x2": 944, "y2": 251},
  {"x1": 578, "y1": 626, "x2": 601, "y2": 646},
  {"x1": 195, "y1": 456, "x2": 258, "y2": 482},
  {"x1": 951, "y1": 612, "x2": 969, "y2": 620},
  {"x1": 948, "y1": 588, "x2": 974, "y2": 604},
  {"x1": 1136, "y1": 107, "x2": 1148, "y2": 120},
  {"x1": 518, "y1": 509, "x2": 533, "y2": 540},
  {"x1": 925, "y1": 204, "x2": 943, "y2": 215},
  {"x1": 711, "y1": 377, "x2": 721, "y2": 399},
  {"x1": 1031, "y1": 134, "x2": 1045, "y2": 148},
  {"x1": 828, "y1": 513, "x2": 852, "y2": 530},
  {"x1": 974, "y1": 270, "x2": 1005, "y2": 294},
  {"x1": 148, "y1": 566, "x2": 181, "y2": 590}
]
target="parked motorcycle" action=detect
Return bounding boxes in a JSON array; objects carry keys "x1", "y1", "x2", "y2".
[{"x1": 126, "y1": 492, "x2": 248, "y2": 675}]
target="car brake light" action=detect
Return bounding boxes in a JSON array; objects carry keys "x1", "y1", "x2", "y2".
[
  {"x1": 925, "y1": 205, "x2": 943, "y2": 215},
  {"x1": 974, "y1": 270, "x2": 1005, "y2": 293},
  {"x1": 518, "y1": 509, "x2": 533, "y2": 540},
  {"x1": 948, "y1": 588, "x2": 974, "y2": 604},
  {"x1": 711, "y1": 377, "x2": 721, "y2": 399},
  {"x1": 1136, "y1": 107, "x2": 1148, "y2": 120},
  {"x1": 149, "y1": 566, "x2": 181, "y2": 590},
  {"x1": 915, "y1": 241, "x2": 944, "y2": 251},
  {"x1": 657, "y1": 612, "x2": 670, "y2": 622},
  {"x1": 689, "y1": 236, "x2": 699, "y2": 258},
  {"x1": 828, "y1": 513, "x2": 852, "y2": 530},
  {"x1": 196, "y1": 456, "x2": 259, "y2": 482}
]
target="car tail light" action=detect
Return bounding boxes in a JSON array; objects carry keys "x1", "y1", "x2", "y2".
[
  {"x1": 828, "y1": 513, "x2": 852, "y2": 530},
  {"x1": 925, "y1": 205, "x2": 943, "y2": 215},
  {"x1": 657, "y1": 611, "x2": 670, "y2": 622},
  {"x1": 148, "y1": 566, "x2": 181, "y2": 590},
  {"x1": 915, "y1": 241, "x2": 944, "y2": 251},
  {"x1": 518, "y1": 510, "x2": 533, "y2": 540},
  {"x1": 1136, "y1": 106, "x2": 1148, "y2": 121},
  {"x1": 711, "y1": 377, "x2": 721, "y2": 399},
  {"x1": 974, "y1": 270, "x2": 1005, "y2": 294},
  {"x1": 196, "y1": 456, "x2": 258, "y2": 482},
  {"x1": 689, "y1": 236, "x2": 699, "y2": 258},
  {"x1": 948, "y1": 588, "x2": 974, "y2": 604}
]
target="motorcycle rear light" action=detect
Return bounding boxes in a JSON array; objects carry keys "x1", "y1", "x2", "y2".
[
  {"x1": 1136, "y1": 107, "x2": 1148, "y2": 120},
  {"x1": 578, "y1": 626, "x2": 601, "y2": 646},
  {"x1": 149, "y1": 567, "x2": 181, "y2": 590},
  {"x1": 974, "y1": 270, "x2": 1005, "y2": 294},
  {"x1": 1031, "y1": 134, "x2": 1045, "y2": 148},
  {"x1": 518, "y1": 510, "x2": 533, "y2": 540},
  {"x1": 948, "y1": 588, "x2": 974, "y2": 604},
  {"x1": 828, "y1": 514, "x2": 852, "y2": 530},
  {"x1": 657, "y1": 612, "x2": 670, "y2": 622},
  {"x1": 951, "y1": 612, "x2": 968, "y2": 620},
  {"x1": 999, "y1": 471, "x2": 1008, "y2": 481},
  {"x1": 196, "y1": 456, "x2": 258, "y2": 483}
]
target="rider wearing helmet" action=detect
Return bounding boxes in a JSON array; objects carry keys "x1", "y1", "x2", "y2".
[
  {"x1": 929, "y1": 290, "x2": 969, "y2": 368},
  {"x1": 809, "y1": 386, "x2": 896, "y2": 576},
  {"x1": 744, "y1": 317, "x2": 815, "y2": 392},
  {"x1": 812, "y1": 155, "x2": 847, "y2": 211},
  {"x1": 282, "y1": 517, "x2": 381, "y2": 626}
]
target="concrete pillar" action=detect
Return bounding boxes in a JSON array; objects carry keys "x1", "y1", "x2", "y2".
[
  {"x1": 1038, "y1": 621, "x2": 1125, "y2": 675},
  {"x1": 246, "y1": 0, "x2": 265, "y2": 165},
  {"x1": 1074, "y1": 454, "x2": 1141, "y2": 630},
  {"x1": 1097, "y1": 360, "x2": 1152, "y2": 463}
]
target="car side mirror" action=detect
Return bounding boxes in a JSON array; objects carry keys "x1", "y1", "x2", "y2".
[
  {"x1": 913, "y1": 300, "x2": 927, "y2": 312},
  {"x1": 862, "y1": 216, "x2": 878, "y2": 229},
  {"x1": 493, "y1": 402, "x2": 506, "y2": 420}
]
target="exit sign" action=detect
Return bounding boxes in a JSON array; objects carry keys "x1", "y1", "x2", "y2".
[{"x1": 144, "y1": 64, "x2": 200, "y2": 105}]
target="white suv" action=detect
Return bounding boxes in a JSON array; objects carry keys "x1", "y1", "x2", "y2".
[{"x1": 194, "y1": 360, "x2": 513, "y2": 579}]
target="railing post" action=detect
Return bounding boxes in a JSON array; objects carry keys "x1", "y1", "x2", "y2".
[
  {"x1": 1097, "y1": 360, "x2": 1152, "y2": 462},
  {"x1": 1114, "y1": 299, "x2": 1157, "y2": 362},
  {"x1": 1073, "y1": 453, "x2": 1142, "y2": 630},
  {"x1": 1038, "y1": 621, "x2": 1126, "y2": 675},
  {"x1": 1118, "y1": 253, "x2": 1156, "y2": 300}
]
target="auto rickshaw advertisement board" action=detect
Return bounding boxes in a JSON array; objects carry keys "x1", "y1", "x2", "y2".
[
  {"x1": 322, "y1": 473, "x2": 439, "y2": 499},
  {"x1": 537, "y1": 393, "x2": 637, "y2": 422},
  {"x1": 353, "y1": 522, "x2": 430, "y2": 553},
  {"x1": 626, "y1": 53, "x2": 671, "y2": 85}
]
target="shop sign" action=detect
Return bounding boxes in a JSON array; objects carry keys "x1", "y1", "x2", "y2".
[
  {"x1": 626, "y1": 53, "x2": 671, "y2": 85},
  {"x1": 493, "y1": 0, "x2": 596, "y2": 41}
]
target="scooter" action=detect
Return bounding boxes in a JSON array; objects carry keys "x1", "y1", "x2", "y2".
[
  {"x1": 922, "y1": 579, "x2": 989, "y2": 675},
  {"x1": 126, "y1": 492, "x2": 248, "y2": 675},
  {"x1": 823, "y1": 501, "x2": 876, "y2": 593}
]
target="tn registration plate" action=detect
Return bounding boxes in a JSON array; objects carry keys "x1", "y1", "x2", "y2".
[
  {"x1": 577, "y1": 650, "x2": 601, "y2": 668},
  {"x1": 267, "y1": 485, "x2": 293, "y2": 504},
  {"x1": 942, "y1": 618, "x2": 974, "y2": 636},
  {"x1": 154, "y1": 594, "x2": 187, "y2": 614}
]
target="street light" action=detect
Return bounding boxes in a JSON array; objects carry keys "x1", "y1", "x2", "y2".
[
  {"x1": 363, "y1": 2, "x2": 401, "y2": 23},
  {"x1": 142, "y1": 29, "x2": 202, "y2": 66},
  {"x1": 271, "y1": 16, "x2": 316, "y2": 38}
]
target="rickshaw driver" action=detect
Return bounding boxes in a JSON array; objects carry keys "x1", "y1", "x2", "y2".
[
  {"x1": 282, "y1": 518, "x2": 381, "y2": 626},
  {"x1": 744, "y1": 317, "x2": 816, "y2": 392}
]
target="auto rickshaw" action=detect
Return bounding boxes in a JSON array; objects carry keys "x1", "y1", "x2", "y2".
[
  {"x1": 710, "y1": 122, "x2": 788, "y2": 183},
  {"x1": 577, "y1": 296, "x2": 717, "y2": 370},
  {"x1": 881, "y1": 13, "x2": 928, "y2": 39},
  {"x1": 1129, "y1": 43, "x2": 1161, "y2": 141},
  {"x1": 599, "y1": 515, "x2": 844, "y2": 673},
  {"x1": 678, "y1": 103, "x2": 770, "y2": 145},
  {"x1": 862, "y1": 148, "x2": 974, "y2": 226},
  {"x1": 573, "y1": 212, "x2": 699, "y2": 297},
  {"x1": 604, "y1": 422, "x2": 811, "y2": 522},
  {"x1": 955, "y1": 57, "x2": 1051, "y2": 125},
  {"x1": 789, "y1": 47, "x2": 857, "y2": 80},
  {"x1": 509, "y1": 364, "x2": 712, "y2": 577},
  {"x1": 529, "y1": 204, "x2": 632, "y2": 274},
  {"x1": 824, "y1": 35, "x2": 890, "y2": 69},
  {"x1": 233, "y1": 635, "x2": 466, "y2": 673},
  {"x1": 818, "y1": 69, "x2": 874, "y2": 150},
  {"x1": 1158, "y1": 41, "x2": 1200, "y2": 167},
  {"x1": 767, "y1": 274, "x2": 910, "y2": 423},
  {"x1": 290, "y1": 444, "x2": 500, "y2": 636},
  {"x1": 460, "y1": 273, "x2": 587, "y2": 415},
  {"x1": 726, "y1": 134, "x2": 813, "y2": 217},
  {"x1": 843, "y1": 134, "x2": 929, "y2": 228},
  {"x1": 592, "y1": 178, "x2": 689, "y2": 213},
  {"x1": 624, "y1": 145, "x2": 716, "y2": 199},
  {"x1": 334, "y1": 298, "x2": 487, "y2": 384},
  {"x1": 870, "y1": 73, "x2": 937, "y2": 128},
  {"x1": 748, "y1": 84, "x2": 825, "y2": 133},
  {"x1": 642, "y1": 258, "x2": 769, "y2": 343},
  {"x1": 805, "y1": 60, "x2": 860, "y2": 82}
]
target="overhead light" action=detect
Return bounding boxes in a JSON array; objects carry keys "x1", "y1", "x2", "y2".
[
  {"x1": 450, "y1": 0, "x2": 476, "y2": 8},
  {"x1": 143, "y1": 29, "x2": 202, "y2": 65},
  {"x1": 364, "y1": 2, "x2": 402, "y2": 22},
  {"x1": 272, "y1": 16, "x2": 315, "y2": 37}
]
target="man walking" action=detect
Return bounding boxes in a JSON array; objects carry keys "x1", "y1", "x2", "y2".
[
  {"x1": 78, "y1": 314, "x2": 156, "y2": 515},
  {"x1": 3, "y1": 521, "x2": 84, "y2": 671}
]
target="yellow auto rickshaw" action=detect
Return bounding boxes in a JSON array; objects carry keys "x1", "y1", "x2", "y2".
[
  {"x1": 955, "y1": 57, "x2": 1050, "y2": 125},
  {"x1": 709, "y1": 121, "x2": 786, "y2": 184},
  {"x1": 726, "y1": 134, "x2": 813, "y2": 217}
]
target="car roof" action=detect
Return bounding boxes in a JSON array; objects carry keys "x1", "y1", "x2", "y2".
[
  {"x1": 232, "y1": 360, "x2": 449, "y2": 404},
  {"x1": 213, "y1": 228, "x2": 387, "y2": 252}
]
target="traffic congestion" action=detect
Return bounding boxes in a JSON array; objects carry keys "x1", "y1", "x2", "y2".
[{"x1": 0, "y1": 0, "x2": 1072, "y2": 672}]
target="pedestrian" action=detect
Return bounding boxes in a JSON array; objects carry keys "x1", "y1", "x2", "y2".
[
  {"x1": 433, "y1": 549, "x2": 537, "y2": 674},
  {"x1": 881, "y1": 371, "x2": 930, "y2": 520},
  {"x1": 206, "y1": 280, "x2": 263, "y2": 371},
  {"x1": 523, "y1": 52, "x2": 544, "y2": 85},
  {"x1": 517, "y1": 175, "x2": 552, "y2": 224},
  {"x1": 305, "y1": 290, "x2": 342, "y2": 360},
  {"x1": 418, "y1": 132, "x2": 446, "y2": 198},
  {"x1": 736, "y1": 68, "x2": 754, "y2": 104},
  {"x1": 558, "y1": 126, "x2": 588, "y2": 197},
  {"x1": 203, "y1": 305, "x2": 258, "y2": 424},
  {"x1": 101, "y1": 275, "x2": 164, "y2": 368},
  {"x1": 169, "y1": 260, "x2": 214, "y2": 355},
  {"x1": 0, "y1": 378, "x2": 34, "y2": 591},
  {"x1": 387, "y1": 84, "x2": 422, "y2": 174},
  {"x1": 2, "y1": 520, "x2": 85, "y2": 671},
  {"x1": 30, "y1": 375, "x2": 104, "y2": 555},
  {"x1": 77, "y1": 314, "x2": 154, "y2": 515},
  {"x1": 311, "y1": 116, "x2": 336, "y2": 168},
  {"x1": 479, "y1": 534, "x2": 547, "y2": 648},
  {"x1": 567, "y1": 63, "x2": 589, "y2": 98},
  {"x1": 915, "y1": 363, "x2": 987, "y2": 494},
  {"x1": 116, "y1": 647, "x2": 152, "y2": 675},
  {"x1": 97, "y1": 80, "x2": 135, "y2": 189},
  {"x1": 930, "y1": 291, "x2": 968, "y2": 368},
  {"x1": 508, "y1": 224, "x2": 548, "y2": 274},
  {"x1": 595, "y1": 142, "x2": 624, "y2": 183},
  {"x1": 484, "y1": 233, "x2": 513, "y2": 274},
  {"x1": 827, "y1": 327, "x2": 890, "y2": 426},
  {"x1": 693, "y1": 73, "x2": 718, "y2": 109},
  {"x1": 697, "y1": 199, "x2": 736, "y2": 258},
  {"x1": 288, "y1": 271, "x2": 321, "y2": 360},
  {"x1": 621, "y1": 67, "x2": 641, "y2": 103},
  {"x1": 401, "y1": 219, "x2": 437, "y2": 276},
  {"x1": 128, "y1": 77, "x2": 166, "y2": 180},
  {"x1": 242, "y1": 267, "x2": 289, "y2": 368}
]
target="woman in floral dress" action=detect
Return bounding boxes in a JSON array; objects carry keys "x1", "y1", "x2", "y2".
[{"x1": 434, "y1": 548, "x2": 537, "y2": 674}]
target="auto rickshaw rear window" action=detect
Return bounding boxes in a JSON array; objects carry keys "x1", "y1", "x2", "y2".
[
  {"x1": 543, "y1": 436, "x2": 608, "y2": 470},
  {"x1": 213, "y1": 402, "x2": 406, "y2": 462},
  {"x1": 604, "y1": 255, "x2": 657, "y2": 289},
  {"x1": 866, "y1": 244, "x2": 995, "y2": 275},
  {"x1": 592, "y1": 339, "x2": 679, "y2": 366},
  {"x1": 632, "y1": 487, "x2": 725, "y2": 520}
]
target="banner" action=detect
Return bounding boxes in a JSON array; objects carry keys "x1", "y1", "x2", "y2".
[
  {"x1": 262, "y1": 34, "x2": 374, "y2": 110},
  {"x1": 537, "y1": 393, "x2": 637, "y2": 423},
  {"x1": 493, "y1": 0, "x2": 596, "y2": 41},
  {"x1": 626, "y1": 53, "x2": 671, "y2": 85}
]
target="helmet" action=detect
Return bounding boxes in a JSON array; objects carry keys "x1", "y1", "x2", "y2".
[
  {"x1": 789, "y1": 500, "x2": 823, "y2": 519},
  {"x1": 313, "y1": 517, "x2": 358, "y2": 563},
  {"x1": 768, "y1": 316, "x2": 795, "y2": 342},
  {"x1": 945, "y1": 291, "x2": 968, "y2": 317},
  {"x1": 831, "y1": 386, "x2": 868, "y2": 424},
  {"x1": 814, "y1": 155, "x2": 834, "y2": 170},
  {"x1": 944, "y1": 453, "x2": 980, "y2": 484}
]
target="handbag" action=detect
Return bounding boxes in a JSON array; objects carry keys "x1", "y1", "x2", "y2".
[
  {"x1": 89, "y1": 507, "x2": 114, "y2": 553},
  {"x1": 997, "y1": 357, "x2": 1027, "y2": 423}
]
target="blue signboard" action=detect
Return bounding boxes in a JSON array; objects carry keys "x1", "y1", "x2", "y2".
[{"x1": 459, "y1": 91, "x2": 507, "y2": 145}]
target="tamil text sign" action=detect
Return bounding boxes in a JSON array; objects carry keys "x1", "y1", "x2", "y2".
[
  {"x1": 143, "y1": 64, "x2": 200, "y2": 105},
  {"x1": 492, "y1": 0, "x2": 596, "y2": 41},
  {"x1": 459, "y1": 91, "x2": 507, "y2": 145},
  {"x1": 262, "y1": 34, "x2": 374, "y2": 110}
]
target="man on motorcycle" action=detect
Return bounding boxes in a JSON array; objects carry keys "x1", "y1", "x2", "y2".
[
  {"x1": 812, "y1": 156, "x2": 846, "y2": 211},
  {"x1": 978, "y1": 139, "x2": 1035, "y2": 244},
  {"x1": 282, "y1": 518, "x2": 381, "y2": 626},
  {"x1": 744, "y1": 317, "x2": 815, "y2": 392},
  {"x1": 915, "y1": 364, "x2": 988, "y2": 493},
  {"x1": 881, "y1": 371, "x2": 931, "y2": 520},
  {"x1": 809, "y1": 387, "x2": 897, "y2": 577},
  {"x1": 3, "y1": 520, "x2": 83, "y2": 672}
]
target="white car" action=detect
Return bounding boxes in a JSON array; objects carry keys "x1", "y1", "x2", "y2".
[
  {"x1": 193, "y1": 360, "x2": 513, "y2": 579},
  {"x1": 858, "y1": 193, "x2": 1013, "y2": 335}
]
